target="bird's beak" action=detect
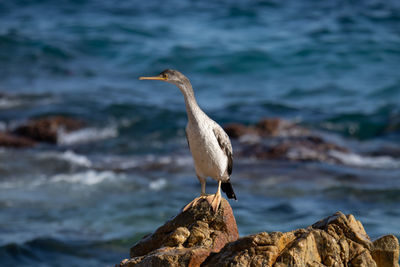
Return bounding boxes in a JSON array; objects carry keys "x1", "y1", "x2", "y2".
[{"x1": 139, "y1": 75, "x2": 167, "y2": 81}]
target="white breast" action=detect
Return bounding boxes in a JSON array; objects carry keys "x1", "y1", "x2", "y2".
[{"x1": 186, "y1": 119, "x2": 228, "y2": 181}]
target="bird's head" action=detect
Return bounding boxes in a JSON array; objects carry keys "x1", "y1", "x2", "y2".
[{"x1": 139, "y1": 69, "x2": 188, "y2": 86}]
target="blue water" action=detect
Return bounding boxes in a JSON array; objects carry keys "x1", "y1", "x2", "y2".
[{"x1": 1, "y1": 0, "x2": 400, "y2": 266}]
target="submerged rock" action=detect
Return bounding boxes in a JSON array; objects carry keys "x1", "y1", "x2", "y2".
[
  {"x1": 13, "y1": 116, "x2": 85, "y2": 144},
  {"x1": 117, "y1": 204, "x2": 399, "y2": 267},
  {"x1": 224, "y1": 117, "x2": 349, "y2": 163},
  {"x1": 0, "y1": 131, "x2": 36, "y2": 148},
  {"x1": 224, "y1": 118, "x2": 309, "y2": 139}
]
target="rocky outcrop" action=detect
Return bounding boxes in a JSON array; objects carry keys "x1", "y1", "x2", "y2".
[
  {"x1": 117, "y1": 200, "x2": 399, "y2": 267},
  {"x1": 119, "y1": 198, "x2": 238, "y2": 267},
  {"x1": 12, "y1": 116, "x2": 85, "y2": 144},
  {"x1": 224, "y1": 117, "x2": 350, "y2": 163},
  {"x1": 205, "y1": 212, "x2": 399, "y2": 267},
  {"x1": 0, "y1": 131, "x2": 36, "y2": 148},
  {"x1": 224, "y1": 118, "x2": 310, "y2": 139},
  {"x1": 372, "y1": 235, "x2": 400, "y2": 267},
  {"x1": 0, "y1": 115, "x2": 86, "y2": 148}
]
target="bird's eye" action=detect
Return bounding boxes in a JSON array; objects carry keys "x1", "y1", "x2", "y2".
[{"x1": 163, "y1": 74, "x2": 168, "y2": 79}]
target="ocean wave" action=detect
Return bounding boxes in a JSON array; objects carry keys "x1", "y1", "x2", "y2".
[
  {"x1": 0, "y1": 176, "x2": 47, "y2": 189},
  {"x1": 329, "y1": 150, "x2": 400, "y2": 169},
  {"x1": 59, "y1": 150, "x2": 92, "y2": 167},
  {"x1": 0, "y1": 237, "x2": 123, "y2": 266},
  {"x1": 50, "y1": 170, "x2": 125, "y2": 185},
  {"x1": 149, "y1": 178, "x2": 167, "y2": 191},
  {"x1": 0, "y1": 121, "x2": 6, "y2": 131},
  {"x1": 0, "y1": 169, "x2": 124, "y2": 190},
  {"x1": 0, "y1": 93, "x2": 58, "y2": 111},
  {"x1": 98, "y1": 154, "x2": 193, "y2": 171},
  {"x1": 0, "y1": 98, "x2": 21, "y2": 109},
  {"x1": 38, "y1": 150, "x2": 92, "y2": 168},
  {"x1": 0, "y1": 30, "x2": 72, "y2": 61},
  {"x1": 134, "y1": 154, "x2": 193, "y2": 172},
  {"x1": 57, "y1": 126, "x2": 118, "y2": 145}
]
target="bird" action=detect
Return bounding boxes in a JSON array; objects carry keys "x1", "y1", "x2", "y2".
[{"x1": 139, "y1": 69, "x2": 237, "y2": 212}]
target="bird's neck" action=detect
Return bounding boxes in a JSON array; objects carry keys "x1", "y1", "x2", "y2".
[{"x1": 177, "y1": 81, "x2": 203, "y2": 123}]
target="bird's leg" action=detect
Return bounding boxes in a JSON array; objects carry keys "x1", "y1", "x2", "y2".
[
  {"x1": 206, "y1": 180, "x2": 222, "y2": 212},
  {"x1": 200, "y1": 177, "x2": 207, "y2": 196},
  {"x1": 182, "y1": 176, "x2": 208, "y2": 212}
]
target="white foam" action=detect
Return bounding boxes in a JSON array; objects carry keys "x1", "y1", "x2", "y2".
[
  {"x1": 57, "y1": 126, "x2": 118, "y2": 145},
  {"x1": 50, "y1": 170, "x2": 123, "y2": 185},
  {"x1": 239, "y1": 134, "x2": 261, "y2": 144},
  {"x1": 329, "y1": 150, "x2": 400, "y2": 169},
  {"x1": 119, "y1": 159, "x2": 141, "y2": 169},
  {"x1": 146, "y1": 155, "x2": 193, "y2": 170},
  {"x1": 119, "y1": 118, "x2": 140, "y2": 127},
  {"x1": 39, "y1": 150, "x2": 92, "y2": 167},
  {"x1": 60, "y1": 150, "x2": 92, "y2": 167},
  {"x1": 0, "y1": 181, "x2": 19, "y2": 189},
  {"x1": 0, "y1": 98, "x2": 21, "y2": 109},
  {"x1": 149, "y1": 178, "x2": 167, "y2": 191},
  {"x1": 0, "y1": 175, "x2": 47, "y2": 189},
  {"x1": 287, "y1": 147, "x2": 323, "y2": 161},
  {"x1": 96, "y1": 154, "x2": 193, "y2": 170},
  {"x1": 174, "y1": 155, "x2": 193, "y2": 166},
  {"x1": 0, "y1": 170, "x2": 121, "y2": 189}
]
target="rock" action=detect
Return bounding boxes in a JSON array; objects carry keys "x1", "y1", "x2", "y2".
[
  {"x1": 372, "y1": 235, "x2": 400, "y2": 267},
  {"x1": 0, "y1": 132, "x2": 35, "y2": 148},
  {"x1": 13, "y1": 116, "x2": 85, "y2": 144},
  {"x1": 203, "y1": 212, "x2": 399, "y2": 267},
  {"x1": 223, "y1": 123, "x2": 255, "y2": 138},
  {"x1": 256, "y1": 118, "x2": 283, "y2": 136},
  {"x1": 224, "y1": 118, "x2": 309, "y2": 139},
  {"x1": 224, "y1": 117, "x2": 350, "y2": 163},
  {"x1": 255, "y1": 117, "x2": 308, "y2": 137},
  {"x1": 118, "y1": 198, "x2": 238, "y2": 267},
  {"x1": 117, "y1": 206, "x2": 399, "y2": 267},
  {"x1": 311, "y1": 212, "x2": 372, "y2": 250},
  {"x1": 238, "y1": 136, "x2": 349, "y2": 163},
  {"x1": 202, "y1": 231, "x2": 297, "y2": 267},
  {"x1": 224, "y1": 118, "x2": 308, "y2": 140}
]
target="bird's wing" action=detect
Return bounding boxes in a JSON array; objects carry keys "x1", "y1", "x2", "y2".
[{"x1": 213, "y1": 124, "x2": 233, "y2": 175}]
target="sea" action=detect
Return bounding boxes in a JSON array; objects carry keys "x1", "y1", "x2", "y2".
[{"x1": 0, "y1": 0, "x2": 400, "y2": 266}]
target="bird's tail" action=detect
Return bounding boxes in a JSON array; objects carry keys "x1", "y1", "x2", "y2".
[{"x1": 221, "y1": 180, "x2": 237, "y2": 200}]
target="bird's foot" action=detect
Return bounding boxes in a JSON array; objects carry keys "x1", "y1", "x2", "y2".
[
  {"x1": 182, "y1": 194, "x2": 210, "y2": 212},
  {"x1": 182, "y1": 193, "x2": 221, "y2": 213},
  {"x1": 206, "y1": 193, "x2": 221, "y2": 213}
]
